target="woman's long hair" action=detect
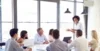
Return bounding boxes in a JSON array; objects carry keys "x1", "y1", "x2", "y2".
[{"x1": 92, "y1": 30, "x2": 98, "y2": 42}]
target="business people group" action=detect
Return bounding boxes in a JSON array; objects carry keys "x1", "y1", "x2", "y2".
[{"x1": 5, "y1": 15, "x2": 99, "y2": 51}]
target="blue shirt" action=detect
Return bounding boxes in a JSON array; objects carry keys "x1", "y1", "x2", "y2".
[{"x1": 34, "y1": 34, "x2": 47, "y2": 44}]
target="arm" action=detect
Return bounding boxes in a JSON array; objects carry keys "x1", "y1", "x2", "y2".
[
  {"x1": 88, "y1": 40, "x2": 94, "y2": 47},
  {"x1": 43, "y1": 35, "x2": 49, "y2": 44},
  {"x1": 12, "y1": 41, "x2": 24, "y2": 51}
]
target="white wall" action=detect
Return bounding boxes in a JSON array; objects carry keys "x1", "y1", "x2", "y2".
[{"x1": 88, "y1": 0, "x2": 100, "y2": 41}]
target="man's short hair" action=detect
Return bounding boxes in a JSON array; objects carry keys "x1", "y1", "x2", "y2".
[
  {"x1": 53, "y1": 29, "x2": 59, "y2": 39},
  {"x1": 72, "y1": 15, "x2": 80, "y2": 21},
  {"x1": 10, "y1": 28, "x2": 18, "y2": 37},
  {"x1": 76, "y1": 30, "x2": 82, "y2": 37},
  {"x1": 37, "y1": 28, "x2": 42, "y2": 32}
]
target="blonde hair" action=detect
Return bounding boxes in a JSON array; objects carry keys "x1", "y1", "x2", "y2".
[{"x1": 92, "y1": 30, "x2": 98, "y2": 42}]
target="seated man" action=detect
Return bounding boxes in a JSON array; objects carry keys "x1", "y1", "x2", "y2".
[
  {"x1": 47, "y1": 29, "x2": 68, "y2": 51},
  {"x1": 5, "y1": 28, "x2": 31, "y2": 51},
  {"x1": 68, "y1": 30, "x2": 88, "y2": 51},
  {"x1": 34, "y1": 28, "x2": 48, "y2": 44}
]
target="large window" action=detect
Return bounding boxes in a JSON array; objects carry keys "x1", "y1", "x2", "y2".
[
  {"x1": 1, "y1": 0, "x2": 84, "y2": 42},
  {"x1": 40, "y1": 1, "x2": 57, "y2": 38},
  {"x1": 1, "y1": 0, "x2": 13, "y2": 42},
  {"x1": 17, "y1": 0, "x2": 37, "y2": 39}
]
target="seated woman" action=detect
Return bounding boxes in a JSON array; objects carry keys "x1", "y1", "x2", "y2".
[
  {"x1": 89, "y1": 30, "x2": 99, "y2": 51},
  {"x1": 49, "y1": 29, "x2": 54, "y2": 42},
  {"x1": 17, "y1": 30, "x2": 32, "y2": 51},
  {"x1": 17, "y1": 30, "x2": 28, "y2": 44}
]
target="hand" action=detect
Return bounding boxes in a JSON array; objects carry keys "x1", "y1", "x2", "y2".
[
  {"x1": 25, "y1": 48, "x2": 32, "y2": 51},
  {"x1": 19, "y1": 43, "x2": 24, "y2": 46},
  {"x1": 70, "y1": 29, "x2": 75, "y2": 33},
  {"x1": 68, "y1": 40, "x2": 72, "y2": 43},
  {"x1": 43, "y1": 41, "x2": 49, "y2": 44},
  {"x1": 67, "y1": 29, "x2": 71, "y2": 31}
]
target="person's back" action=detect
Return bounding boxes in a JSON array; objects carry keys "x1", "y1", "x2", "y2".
[
  {"x1": 68, "y1": 30, "x2": 88, "y2": 51},
  {"x1": 5, "y1": 28, "x2": 24, "y2": 51},
  {"x1": 50, "y1": 39, "x2": 68, "y2": 51},
  {"x1": 90, "y1": 38, "x2": 98, "y2": 51},
  {"x1": 74, "y1": 37, "x2": 88, "y2": 51},
  {"x1": 5, "y1": 38, "x2": 23, "y2": 51},
  {"x1": 47, "y1": 29, "x2": 68, "y2": 51}
]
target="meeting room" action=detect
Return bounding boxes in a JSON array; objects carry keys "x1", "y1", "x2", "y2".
[{"x1": 0, "y1": 0, "x2": 100, "y2": 51}]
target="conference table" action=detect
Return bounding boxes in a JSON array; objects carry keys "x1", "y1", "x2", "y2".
[
  {"x1": 32, "y1": 44, "x2": 48, "y2": 51},
  {"x1": 0, "y1": 45, "x2": 91, "y2": 51},
  {"x1": 0, "y1": 44, "x2": 48, "y2": 51}
]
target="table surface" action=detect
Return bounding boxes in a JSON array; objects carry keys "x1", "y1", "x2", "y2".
[
  {"x1": 0, "y1": 44, "x2": 91, "y2": 51},
  {"x1": 0, "y1": 44, "x2": 49, "y2": 51},
  {"x1": 32, "y1": 44, "x2": 49, "y2": 51}
]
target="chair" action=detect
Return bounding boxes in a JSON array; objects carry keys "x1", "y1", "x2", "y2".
[{"x1": 0, "y1": 42, "x2": 5, "y2": 46}]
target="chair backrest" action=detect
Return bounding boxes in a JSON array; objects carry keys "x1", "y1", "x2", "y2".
[{"x1": 0, "y1": 42, "x2": 5, "y2": 46}]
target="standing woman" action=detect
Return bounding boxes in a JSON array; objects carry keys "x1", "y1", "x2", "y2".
[
  {"x1": 67, "y1": 15, "x2": 83, "y2": 33},
  {"x1": 89, "y1": 30, "x2": 99, "y2": 51}
]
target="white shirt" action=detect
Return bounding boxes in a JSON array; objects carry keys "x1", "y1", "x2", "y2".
[
  {"x1": 68, "y1": 37, "x2": 88, "y2": 51},
  {"x1": 73, "y1": 22, "x2": 83, "y2": 30},
  {"x1": 34, "y1": 34, "x2": 47, "y2": 44}
]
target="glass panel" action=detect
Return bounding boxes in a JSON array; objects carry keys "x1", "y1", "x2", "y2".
[
  {"x1": 60, "y1": 1, "x2": 74, "y2": 22},
  {"x1": 60, "y1": 23, "x2": 73, "y2": 40},
  {"x1": 1, "y1": 0, "x2": 13, "y2": 42},
  {"x1": 41, "y1": 23, "x2": 56, "y2": 40},
  {"x1": 2, "y1": 23, "x2": 12, "y2": 42},
  {"x1": 41, "y1": 1, "x2": 57, "y2": 22},
  {"x1": 1, "y1": 0, "x2": 12, "y2": 21},
  {"x1": 60, "y1": 0, "x2": 74, "y2": 1},
  {"x1": 60, "y1": 1, "x2": 74, "y2": 40},
  {"x1": 18, "y1": 23, "x2": 37, "y2": 39},
  {"x1": 17, "y1": 0, "x2": 37, "y2": 22},
  {"x1": 40, "y1": 1, "x2": 57, "y2": 39},
  {"x1": 17, "y1": 0, "x2": 37, "y2": 39},
  {"x1": 76, "y1": 3, "x2": 83, "y2": 15},
  {"x1": 76, "y1": 0, "x2": 83, "y2": 2}
]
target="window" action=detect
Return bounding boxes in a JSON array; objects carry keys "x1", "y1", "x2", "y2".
[
  {"x1": 40, "y1": 1, "x2": 57, "y2": 38},
  {"x1": 17, "y1": 0, "x2": 37, "y2": 39},
  {"x1": 60, "y1": 1, "x2": 74, "y2": 40},
  {"x1": 62, "y1": 0, "x2": 74, "y2": 1},
  {"x1": 1, "y1": 0, "x2": 13, "y2": 42},
  {"x1": 76, "y1": 0, "x2": 83, "y2": 2}
]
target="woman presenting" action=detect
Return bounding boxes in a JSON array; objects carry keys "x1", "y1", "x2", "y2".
[
  {"x1": 67, "y1": 16, "x2": 83, "y2": 39},
  {"x1": 67, "y1": 15, "x2": 82, "y2": 33}
]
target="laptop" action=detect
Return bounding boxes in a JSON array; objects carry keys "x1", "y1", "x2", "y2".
[
  {"x1": 63, "y1": 37, "x2": 71, "y2": 43},
  {"x1": 23, "y1": 39, "x2": 34, "y2": 47}
]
